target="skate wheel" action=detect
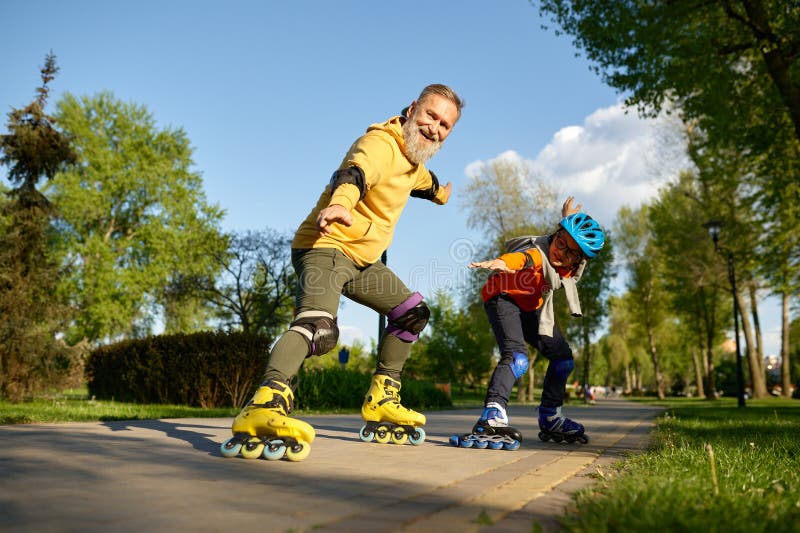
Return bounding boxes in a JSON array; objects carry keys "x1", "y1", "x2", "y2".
[
  {"x1": 503, "y1": 440, "x2": 521, "y2": 451},
  {"x1": 391, "y1": 429, "x2": 409, "y2": 445},
  {"x1": 285, "y1": 440, "x2": 311, "y2": 462},
  {"x1": 359, "y1": 425, "x2": 374, "y2": 443},
  {"x1": 409, "y1": 427, "x2": 426, "y2": 446},
  {"x1": 474, "y1": 439, "x2": 488, "y2": 449},
  {"x1": 458, "y1": 437, "x2": 473, "y2": 448},
  {"x1": 263, "y1": 440, "x2": 286, "y2": 461},
  {"x1": 487, "y1": 440, "x2": 504, "y2": 450},
  {"x1": 240, "y1": 437, "x2": 265, "y2": 459},
  {"x1": 578, "y1": 434, "x2": 589, "y2": 444},
  {"x1": 538, "y1": 431, "x2": 548, "y2": 442},
  {"x1": 220, "y1": 437, "x2": 242, "y2": 458},
  {"x1": 449, "y1": 435, "x2": 460, "y2": 447},
  {"x1": 374, "y1": 429, "x2": 392, "y2": 444},
  {"x1": 551, "y1": 435, "x2": 564, "y2": 443}
]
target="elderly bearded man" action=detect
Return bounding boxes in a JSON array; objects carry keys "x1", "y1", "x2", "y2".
[{"x1": 221, "y1": 84, "x2": 464, "y2": 461}]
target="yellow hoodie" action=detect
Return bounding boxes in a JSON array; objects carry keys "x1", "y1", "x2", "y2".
[{"x1": 292, "y1": 116, "x2": 448, "y2": 266}]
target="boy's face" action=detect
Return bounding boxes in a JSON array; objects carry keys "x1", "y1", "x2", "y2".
[{"x1": 550, "y1": 230, "x2": 585, "y2": 267}]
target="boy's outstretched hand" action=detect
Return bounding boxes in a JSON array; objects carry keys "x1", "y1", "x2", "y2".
[
  {"x1": 469, "y1": 258, "x2": 517, "y2": 274},
  {"x1": 562, "y1": 196, "x2": 582, "y2": 218}
]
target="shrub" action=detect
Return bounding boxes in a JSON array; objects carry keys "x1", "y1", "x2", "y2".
[
  {"x1": 86, "y1": 331, "x2": 270, "y2": 408},
  {"x1": 87, "y1": 334, "x2": 453, "y2": 411},
  {"x1": 296, "y1": 367, "x2": 452, "y2": 410}
]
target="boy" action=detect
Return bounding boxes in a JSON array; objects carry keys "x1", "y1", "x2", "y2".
[{"x1": 451, "y1": 202, "x2": 605, "y2": 449}]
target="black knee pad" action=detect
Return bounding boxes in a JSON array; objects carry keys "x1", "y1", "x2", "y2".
[
  {"x1": 289, "y1": 311, "x2": 339, "y2": 356},
  {"x1": 386, "y1": 292, "x2": 429, "y2": 342}
]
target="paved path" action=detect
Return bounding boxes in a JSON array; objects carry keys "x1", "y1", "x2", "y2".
[{"x1": 0, "y1": 399, "x2": 662, "y2": 532}]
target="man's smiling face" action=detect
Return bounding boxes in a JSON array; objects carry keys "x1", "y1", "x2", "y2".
[{"x1": 402, "y1": 94, "x2": 459, "y2": 164}]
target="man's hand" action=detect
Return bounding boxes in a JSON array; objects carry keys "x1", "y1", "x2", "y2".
[
  {"x1": 316, "y1": 204, "x2": 352, "y2": 235},
  {"x1": 441, "y1": 182, "x2": 452, "y2": 203},
  {"x1": 561, "y1": 196, "x2": 582, "y2": 218},
  {"x1": 469, "y1": 258, "x2": 516, "y2": 273}
]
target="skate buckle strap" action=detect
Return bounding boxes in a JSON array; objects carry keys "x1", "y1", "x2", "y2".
[
  {"x1": 377, "y1": 397, "x2": 399, "y2": 407},
  {"x1": 382, "y1": 377, "x2": 401, "y2": 390},
  {"x1": 249, "y1": 380, "x2": 293, "y2": 414}
]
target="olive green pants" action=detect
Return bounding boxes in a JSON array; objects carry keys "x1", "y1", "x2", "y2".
[{"x1": 265, "y1": 248, "x2": 415, "y2": 383}]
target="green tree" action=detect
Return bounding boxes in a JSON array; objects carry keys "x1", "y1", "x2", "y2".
[
  {"x1": 562, "y1": 232, "x2": 616, "y2": 401},
  {"x1": 607, "y1": 293, "x2": 651, "y2": 393},
  {"x1": 461, "y1": 152, "x2": 558, "y2": 253},
  {"x1": 459, "y1": 152, "x2": 563, "y2": 394},
  {"x1": 538, "y1": 1, "x2": 800, "y2": 155},
  {"x1": 614, "y1": 205, "x2": 670, "y2": 399},
  {"x1": 47, "y1": 91, "x2": 226, "y2": 344},
  {"x1": 684, "y1": 132, "x2": 773, "y2": 398},
  {"x1": 649, "y1": 173, "x2": 729, "y2": 398},
  {"x1": 0, "y1": 53, "x2": 79, "y2": 400},
  {"x1": 408, "y1": 291, "x2": 495, "y2": 390},
  {"x1": 754, "y1": 136, "x2": 800, "y2": 397},
  {"x1": 204, "y1": 228, "x2": 296, "y2": 337}
]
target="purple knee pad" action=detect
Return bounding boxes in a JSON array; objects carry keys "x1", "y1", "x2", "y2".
[{"x1": 386, "y1": 292, "x2": 429, "y2": 342}]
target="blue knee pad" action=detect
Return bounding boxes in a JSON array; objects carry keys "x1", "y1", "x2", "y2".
[
  {"x1": 510, "y1": 352, "x2": 529, "y2": 379},
  {"x1": 552, "y1": 358, "x2": 575, "y2": 381}
]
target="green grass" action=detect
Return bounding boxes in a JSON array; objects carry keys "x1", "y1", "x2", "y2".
[
  {"x1": 0, "y1": 384, "x2": 557, "y2": 424},
  {"x1": 560, "y1": 397, "x2": 800, "y2": 533},
  {"x1": 0, "y1": 388, "x2": 240, "y2": 424}
]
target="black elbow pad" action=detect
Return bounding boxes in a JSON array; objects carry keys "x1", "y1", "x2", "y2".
[
  {"x1": 410, "y1": 170, "x2": 440, "y2": 202},
  {"x1": 329, "y1": 166, "x2": 367, "y2": 200}
]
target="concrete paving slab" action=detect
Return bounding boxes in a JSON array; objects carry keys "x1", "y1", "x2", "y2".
[{"x1": 0, "y1": 399, "x2": 663, "y2": 532}]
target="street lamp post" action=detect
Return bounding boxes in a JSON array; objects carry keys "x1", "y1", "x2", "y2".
[
  {"x1": 703, "y1": 220, "x2": 746, "y2": 407},
  {"x1": 378, "y1": 250, "x2": 387, "y2": 341}
]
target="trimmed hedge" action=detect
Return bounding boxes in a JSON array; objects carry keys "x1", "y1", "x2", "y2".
[
  {"x1": 87, "y1": 332, "x2": 452, "y2": 411},
  {"x1": 296, "y1": 367, "x2": 452, "y2": 411},
  {"x1": 86, "y1": 331, "x2": 269, "y2": 408}
]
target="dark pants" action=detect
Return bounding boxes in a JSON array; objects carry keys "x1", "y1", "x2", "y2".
[
  {"x1": 265, "y1": 248, "x2": 414, "y2": 383},
  {"x1": 484, "y1": 294, "x2": 574, "y2": 409}
]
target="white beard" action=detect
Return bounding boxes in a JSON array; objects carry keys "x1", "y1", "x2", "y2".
[{"x1": 402, "y1": 117, "x2": 442, "y2": 164}]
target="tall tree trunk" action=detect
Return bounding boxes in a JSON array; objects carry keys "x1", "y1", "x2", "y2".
[
  {"x1": 704, "y1": 326, "x2": 717, "y2": 399},
  {"x1": 780, "y1": 292, "x2": 793, "y2": 398},
  {"x1": 692, "y1": 346, "x2": 705, "y2": 398},
  {"x1": 736, "y1": 288, "x2": 768, "y2": 398},
  {"x1": 749, "y1": 282, "x2": 765, "y2": 369},
  {"x1": 582, "y1": 328, "x2": 592, "y2": 404},
  {"x1": 516, "y1": 373, "x2": 526, "y2": 402},
  {"x1": 647, "y1": 329, "x2": 666, "y2": 399},
  {"x1": 528, "y1": 352, "x2": 536, "y2": 402},
  {"x1": 624, "y1": 363, "x2": 632, "y2": 394},
  {"x1": 703, "y1": 289, "x2": 716, "y2": 399}
]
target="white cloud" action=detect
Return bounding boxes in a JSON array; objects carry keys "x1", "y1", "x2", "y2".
[{"x1": 528, "y1": 102, "x2": 690, "y2": 226}]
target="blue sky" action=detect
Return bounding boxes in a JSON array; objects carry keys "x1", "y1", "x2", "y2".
[{"x1": 1, "y1": 0, "x2": 784, "y2": 356}]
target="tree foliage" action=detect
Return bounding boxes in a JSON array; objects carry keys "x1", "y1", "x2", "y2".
[
  {"x1": 406, "y1": 291, "x2": 495, "y2": 389},
  {"x1": 562, "y1": 230, "x2": 616, "y2": 396},
  {"x1": 203, "y1": 228, "x2": 296, "y2": 337},
  {"x1": 538, "y1": 1, "x2": 800, "y2": 153},
  {"x1": 460, "y1": 151, "x2": 558, "y2": 252},
  {"x1": 0, "y1": 53, "x2": 80, "y2": 400},
  {"x1": 47, "y1": 91, "x2": 227, "y2": 344}
]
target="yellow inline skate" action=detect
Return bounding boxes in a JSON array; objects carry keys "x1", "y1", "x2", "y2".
[
  {"x1": 359, "y1": 374, "x2": 426, "y2": 445},
  {"x1": 220, "y1": 379, "x2": 316, "y2": 461}
]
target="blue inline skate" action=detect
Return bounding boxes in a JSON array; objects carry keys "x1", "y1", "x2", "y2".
[
  {"x1": 537, "y1": 406, "x2": 588, "y2": 444},
  {"x1": 450, "y1": 403, "x2": 522, "y2": 451}
]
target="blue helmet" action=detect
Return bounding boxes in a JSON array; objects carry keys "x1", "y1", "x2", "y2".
[{"x1": 559, "y1": 213, "x2": 605, "y2": 258}]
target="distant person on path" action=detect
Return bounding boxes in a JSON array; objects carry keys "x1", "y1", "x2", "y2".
[
  {"x1": 451, "y1": 199, "x2": 605, "y2": 449},
  {"x1": 221, "y1": 84, "x2": 464, "y2": 461}
]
